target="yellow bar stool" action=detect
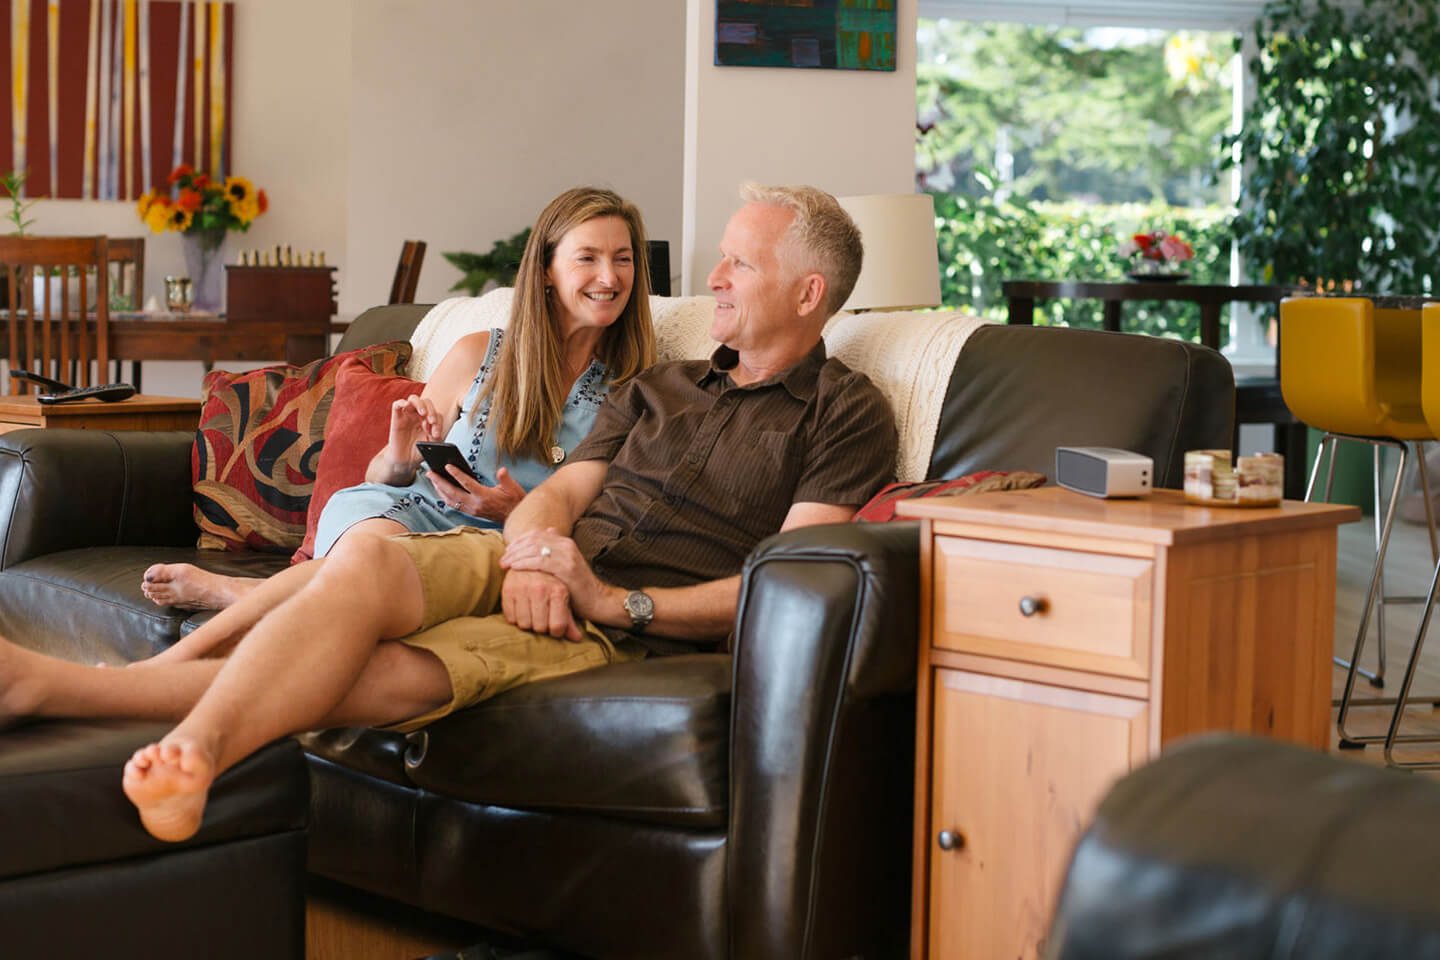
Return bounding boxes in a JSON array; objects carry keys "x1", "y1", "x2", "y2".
[
  {"x1": 1384, "y1": 302, "x2": 1440, "y2": 767},
  {"x1": 1280, "y1": 296, "x2": 1440, "y2": 749}
]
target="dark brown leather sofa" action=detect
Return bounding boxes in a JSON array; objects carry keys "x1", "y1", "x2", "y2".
[{"x1": 0, "y1": 305, "x2": 1233, "y2": 959}]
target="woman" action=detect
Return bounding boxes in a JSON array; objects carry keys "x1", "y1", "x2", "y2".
[{"x1": 139, "y1": 185, "x2": 656, "y2": 628}]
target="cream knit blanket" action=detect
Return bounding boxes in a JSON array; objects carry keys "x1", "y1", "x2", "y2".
[
  {"x1": 406, "y1": 289, "x2": 516, "y2": 382},
  {"x1": 822, "y1": 309, "x2": 992, "y2": 482},
  {"x1": 407, "y1": 290, "x2": 988, "y2": 481}
]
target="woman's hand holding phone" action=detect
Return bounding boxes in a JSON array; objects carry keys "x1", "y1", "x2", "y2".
[{"x1": 427, "y1": 462, "x2": 527, "y2": 523}]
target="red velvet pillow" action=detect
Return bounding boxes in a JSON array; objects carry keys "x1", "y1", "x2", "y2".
[
  {"x1": 291, "y1": 358, "x2": 424, "y2": 562},
  {"x1": 850, "y1": 471, "x2": 1047, "y2": 522},
  {"x1": 192, "y1": 341, "x2": 412, "y2": 552}
]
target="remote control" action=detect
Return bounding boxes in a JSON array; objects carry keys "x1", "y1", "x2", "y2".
[
  {"x1": 36, "y1": 383, "x2": 137, "y2": 405},
  {"x1": 10, "y1": 370, "x2": 75, "y2": 393}
]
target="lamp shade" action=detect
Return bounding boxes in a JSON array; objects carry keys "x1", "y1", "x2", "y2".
[{"x1": 837, "y1": 193, "x2": 942, "y2": 312}]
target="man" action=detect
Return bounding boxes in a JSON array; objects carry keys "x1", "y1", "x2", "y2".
[{"x1": 0, "y1": 184, "x2": 897, "y2": 843}]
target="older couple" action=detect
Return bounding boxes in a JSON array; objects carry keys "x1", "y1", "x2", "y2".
[{"x1": 0, "y1": 183, "x2": 897, "y2": 843}]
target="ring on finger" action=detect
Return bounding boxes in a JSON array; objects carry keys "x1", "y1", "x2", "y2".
[{"x1": 540, "y1": 546, "x2": 552, "y2": 559}]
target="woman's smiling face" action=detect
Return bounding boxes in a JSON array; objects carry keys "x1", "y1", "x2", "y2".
[{"x1": 546, "y1": 215, "x2": 635, "y2": 335}]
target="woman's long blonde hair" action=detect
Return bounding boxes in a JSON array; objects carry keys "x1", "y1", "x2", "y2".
[{"x1": 481, "y1": 187, "x2": 656, "y2": 465}]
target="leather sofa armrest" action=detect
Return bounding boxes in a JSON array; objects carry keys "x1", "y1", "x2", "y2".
[
  {"x1": 727, "y1": 520, "x2": 918, "y2": 960},
  {"x1": 0, "y1": 429, "x2": 197, "y2": 568}
]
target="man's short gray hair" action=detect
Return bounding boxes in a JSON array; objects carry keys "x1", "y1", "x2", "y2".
[{"x1": 740, "y1": 182, "x2": 863, "y2": 315}]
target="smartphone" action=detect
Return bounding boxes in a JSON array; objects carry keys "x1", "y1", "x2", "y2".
[{"x1": 416, "y1": 441, "x2": 479, "y2": 483}]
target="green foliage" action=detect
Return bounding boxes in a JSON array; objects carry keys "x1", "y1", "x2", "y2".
[
  {"x1": 443, "y1": 228, "x2": 533, "y2": 296},
  {"x1": 1218, "y1": 0, "x2": 1440, "y2": 292},
  {"x1": 917, "y1": 21, "x2": 1233, "y2": 206},
  {"x1": 1, "y1": 170, "x2": 35, "y2": 236},
  {"x1": 933, "y1": 180, "x2": 1234, "y2": 342}
]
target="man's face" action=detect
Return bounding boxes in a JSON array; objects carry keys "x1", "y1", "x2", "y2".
[{"x1": 706, "y1": 202, "x2": 800, "y2": 351}]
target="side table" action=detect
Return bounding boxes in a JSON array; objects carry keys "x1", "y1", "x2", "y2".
[
  {"x1": 897, "y1": 486, "x2": 1359, "y2": 960},
  {"x1": 0, "y1": 394, "x2": 201, "y2": 434}
]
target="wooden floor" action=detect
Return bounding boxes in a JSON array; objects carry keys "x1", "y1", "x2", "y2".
[{"x1": 1329, "y1": 496, "x2": 1440, "y2": 770}]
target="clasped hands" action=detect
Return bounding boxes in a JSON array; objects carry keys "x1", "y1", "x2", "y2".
[
  {"x1": 387, "y1": 395, "x2": 524, "y2": 521},
  {"x1": 500, "y1": 528, "x2": 610, "y2": 643}
]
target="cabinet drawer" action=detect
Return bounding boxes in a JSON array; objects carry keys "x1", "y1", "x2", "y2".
[{"x1": 932, "y1": 537, "x2": 1153, "y2": 679}]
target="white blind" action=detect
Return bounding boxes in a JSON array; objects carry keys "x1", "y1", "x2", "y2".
[{"x1": 918, "y1": 0, "x2": 1364, "y2": 31}]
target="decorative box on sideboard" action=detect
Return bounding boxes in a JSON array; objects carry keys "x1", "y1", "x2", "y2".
[{"x1": 225, "y1": 266, "x2": 337, "y2": 365}]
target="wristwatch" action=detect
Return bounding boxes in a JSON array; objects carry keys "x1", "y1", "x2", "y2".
[{"x1": 623, "y1": 589, "x2": 655, "y2": 632}]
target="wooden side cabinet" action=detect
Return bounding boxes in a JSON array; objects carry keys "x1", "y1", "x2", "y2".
[
  {"x1": 897, "y1": 487, "x2": 1359, "y2": 960},
  {"x1": 0, "y1": 394, "x2": 201, "y2": 434}
]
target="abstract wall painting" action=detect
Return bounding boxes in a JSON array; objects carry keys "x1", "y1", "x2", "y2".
[
  {"x1": 715, "y1": 0, "x2": 896, "y2": 72},
  {"x1": 1, "y1": 0, "x2": 235, "y2": 201}
]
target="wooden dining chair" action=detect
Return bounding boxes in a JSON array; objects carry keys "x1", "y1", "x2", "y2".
[
  {"x1": 106, "y1": 236, "x2": 145, "y2": 387},
  {"x1": 389, "y1": 240, "x2": 426, "y2": 304},
  {"x1": 0, "y1": 236, "x2": 110, "y2": 394},
  {"x1": 106, "y1": 236, "x2": 145, "y2": 311}
]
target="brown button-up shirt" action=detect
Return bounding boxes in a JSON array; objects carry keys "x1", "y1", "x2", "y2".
[{"x1": 568, "y1": 340, "x2": 896, "y2": 649}]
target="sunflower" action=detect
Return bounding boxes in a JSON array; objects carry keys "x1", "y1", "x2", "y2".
[
  {"x1": 164, "y1": 205, "x2": 194, "y2": 232},
  {"x1": 225, "y1": 176, "x2": 260, "y2": 224},
  {"x1": 136, "y1": 189, "x2": 157, "y2": 219},
  {"x1": 143, "y1": 197, "x2": 174, "y2": 233}
]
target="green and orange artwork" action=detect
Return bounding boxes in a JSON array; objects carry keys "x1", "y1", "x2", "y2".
[{"x1": 715, "y1": 0, "x2": 896, "y2": 72}]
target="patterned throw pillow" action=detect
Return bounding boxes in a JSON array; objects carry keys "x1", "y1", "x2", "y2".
[
  {"x1": 193, "y1": 342, "x2": 412, "y2": 552},
  {"x1": 291, "y1": 358, "x2": 424, "y2": 563},
  {"x1": 851, "y1": 471, "x2": 1047, "y2": 523}
]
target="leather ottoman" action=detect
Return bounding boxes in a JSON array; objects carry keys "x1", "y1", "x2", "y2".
[
  {"x1": 1048, "y1": 735, "x2": 1440, "y2": 960},
  {"x1": 0, "y1": 719, "x2": 308, "y2": 959}
]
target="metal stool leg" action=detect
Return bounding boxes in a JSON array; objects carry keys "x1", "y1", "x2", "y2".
[
  {"x1": 1336, "y1": 438, "x2": 1408, "y2": 746},
  {"x1": 1383, "y1": 553, "x2": 1440, "y2": 768},
  {"x1": 1318, "y1": 435, "x2": 1384, "y2": 689},
  {"x1": 1374, "y1": 445, "x2": 1387, "y2": 684}
]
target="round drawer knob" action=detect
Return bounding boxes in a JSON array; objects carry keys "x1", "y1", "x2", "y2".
[
  {"x1": 937, "y1": 830, "x2": 963, "y2": 851},
  {"x1": 1018, "y1": 595, "x2": 1048, "y2": 617}
]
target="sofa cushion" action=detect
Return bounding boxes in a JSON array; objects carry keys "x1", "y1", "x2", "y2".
[
  {"x1": 192, "y1": 341, "x2": 412, "y2": 553},
  {"x1": 0, "y1": 719, "x2": 306, "y2": 879},
  {"x1": 928, "y1": 324, "x2": 1235, "y2": 487},
  {"x1": 0, "y1": 546, "x2": 288, "y2": 662},
  {"x1": 292, "y1": 358, "x2": 424, "y2": 563},
  {"x1": 403, "y1": 654, "x2": 731, "y2": 828}
]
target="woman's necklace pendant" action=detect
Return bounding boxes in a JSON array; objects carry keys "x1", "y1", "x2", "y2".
[{"x1": 551, "y1": 444, "x2": 566, "y2": 465}]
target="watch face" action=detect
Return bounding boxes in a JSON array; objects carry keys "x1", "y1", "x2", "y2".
[{"x1": 626, "y1": 590, "x2": 654, "y2": 621}]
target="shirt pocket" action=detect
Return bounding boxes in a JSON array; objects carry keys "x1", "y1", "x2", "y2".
[{"x1": 717, "y1": 429, "x2": 801, "y2": 502}]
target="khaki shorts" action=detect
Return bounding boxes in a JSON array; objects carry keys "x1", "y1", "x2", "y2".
[{"x1": 383, "y1": 526, "x2": 641, "y2": 732}]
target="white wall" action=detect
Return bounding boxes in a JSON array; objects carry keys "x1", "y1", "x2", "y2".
[
  {"x1": 681, "y1": 0, "x2": 919, "y2": 293},
  {"x1": 347, "y1": 0, "x2": 685, "y2": 310}
]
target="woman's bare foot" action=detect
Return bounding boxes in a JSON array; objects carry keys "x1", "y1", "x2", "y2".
[
  {"x1": 121, "y1": 736, "x2": 217, "y2": 842},
  {"x1": 141, "y1": 564, "x2": 258, "y2": 610}
]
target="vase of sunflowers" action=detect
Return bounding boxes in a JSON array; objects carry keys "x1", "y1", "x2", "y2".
[{"x1": 138, "y1": 165, "x2": 267, "y2": 312}]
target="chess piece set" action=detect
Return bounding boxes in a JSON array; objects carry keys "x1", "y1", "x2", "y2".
[{"x1": 237, "y1": 245, "x2": 328, "y2": 268}]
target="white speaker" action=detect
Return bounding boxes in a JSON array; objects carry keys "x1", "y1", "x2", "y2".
[{"x1": 1055, "y1": 446, "x2": 1154, "y2": 498}]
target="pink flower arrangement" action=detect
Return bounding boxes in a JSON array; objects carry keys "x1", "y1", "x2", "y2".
[{"x1": 1120, "y1": 230, "x2": 1194, "y2": 268}]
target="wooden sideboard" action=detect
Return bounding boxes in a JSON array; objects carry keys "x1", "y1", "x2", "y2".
[{"x1": 898, "y1": 487, "x2": 1359, "y2": 960}]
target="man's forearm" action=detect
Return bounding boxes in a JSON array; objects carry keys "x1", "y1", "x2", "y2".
[
  {"x1": 584, "y1": 576, "x2": 740, "y2": 642},
  {"x1": 503, "y1": 484, "x2": 578, "y2": 541}
]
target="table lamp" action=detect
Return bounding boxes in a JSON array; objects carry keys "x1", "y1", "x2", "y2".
[{"x1": 837, "y1": 193, "x2": 942, "y2": 312}]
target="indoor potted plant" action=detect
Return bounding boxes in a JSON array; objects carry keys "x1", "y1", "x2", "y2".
[{"x1": 1219, "y1": 0, "x2": 1440, "y2": 290}]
